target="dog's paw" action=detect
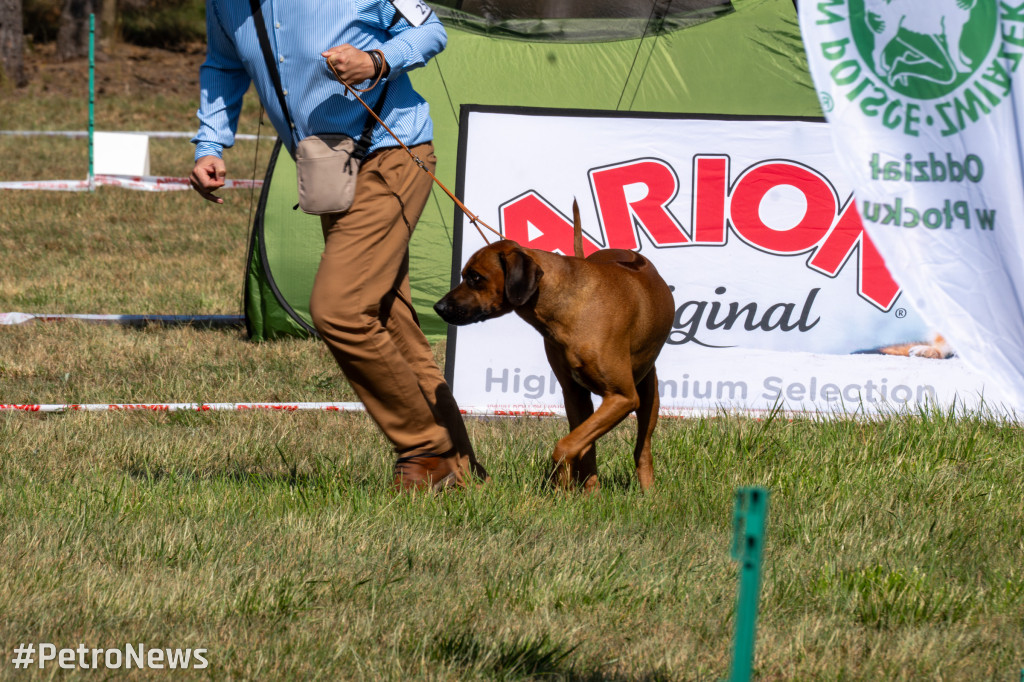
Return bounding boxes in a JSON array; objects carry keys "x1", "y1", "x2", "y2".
[{"x1": 908, "y1": 344, "x2": 945, "y2": 359}]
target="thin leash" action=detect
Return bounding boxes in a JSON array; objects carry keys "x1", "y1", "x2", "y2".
[{"x1": 327, "y1": 59, "x2": 503, "y2": 245}]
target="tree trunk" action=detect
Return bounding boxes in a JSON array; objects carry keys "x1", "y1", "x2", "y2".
[
  {"x1": 99, "y1": 0, "x2": 116, "y2": 48},
  {"x1": 57, "y1": 0, "x2": 103, "y2": 61},
  {"x1": 0, "y1": 0, "x2": 26, "y2": 86}
]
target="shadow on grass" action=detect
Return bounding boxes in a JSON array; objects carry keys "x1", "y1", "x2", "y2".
[
  {"x1": 428, "y1": 629, "x2": 680, "y2": 681},
  {"x1": 430, "y1": 630, "x2": 577, "y2": 678},
  {"x1": 121, "y1": 459, "x2": 380, "y2": 493},
  {"x1": 597, "y1": 467, "x2": 649, "y2": 494},
  {"x1": 119, "y1": 457, "x2": 662, "y2": 502},
  {"x1": 119, "y1": 435, "x2": 650, "y2": 498}
]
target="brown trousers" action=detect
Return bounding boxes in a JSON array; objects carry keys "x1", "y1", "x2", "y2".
[{"x1": 310, "y1": 143, "x2": 473, "y2": 460}]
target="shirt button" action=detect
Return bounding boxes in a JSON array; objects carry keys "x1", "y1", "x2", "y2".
[
  {"x1": 282, "y1": 90, "x2": 288, "y2": 95},
  {"x1": 275, "y1": 22, "x2": 280, "y2": 28},
  {"x1": 279, "y1": 55, "x2": 284, "y2": 63}
]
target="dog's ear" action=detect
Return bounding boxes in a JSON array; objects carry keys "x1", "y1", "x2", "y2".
[{"x1": 500, "y1": 249, "x2": 543, "y2": 307}]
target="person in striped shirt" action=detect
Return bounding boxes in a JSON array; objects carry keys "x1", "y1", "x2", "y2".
[{"x1": 190, "y1": 1, "x2": 487, "y2": 490}]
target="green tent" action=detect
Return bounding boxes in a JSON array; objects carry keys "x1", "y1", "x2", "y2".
[{"x1": 244, "y1": 0, "x2": 820, "y2": 341}]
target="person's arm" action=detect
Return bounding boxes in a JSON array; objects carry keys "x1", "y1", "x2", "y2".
[
  {"x1": 190, "y1": 1, "x2": 251, "y2": 203},
  {"x1": 323, "y1": 1, "x2": 447, "y2": 84},
  {"x1": 370, "y1": 2, "x2": 447, "y2": 78}
]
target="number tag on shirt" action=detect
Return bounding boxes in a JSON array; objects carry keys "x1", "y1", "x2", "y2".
[{"x1": 391, "y1": 0, "x2": 432, "y2": 27}]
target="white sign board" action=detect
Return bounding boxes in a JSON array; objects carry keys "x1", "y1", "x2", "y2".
[
  {"x1": 797, "y1": 0, "x2": 1024, "y2": 412},
  {"x1": 94, "y1": 132, "x2": 151, "y2": 176},
  {"x1": 444, "y1": 107, "x2": 988, "y2": 416}
]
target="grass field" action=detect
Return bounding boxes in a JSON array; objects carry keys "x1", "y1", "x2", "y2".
[{"x1": 2, "y1": 50, "x2": 1024, "y2": 680}]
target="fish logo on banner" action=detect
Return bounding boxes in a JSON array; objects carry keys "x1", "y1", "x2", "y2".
[{"x1": 799, "y1": 0, "x2": 1024, "y2": 411}]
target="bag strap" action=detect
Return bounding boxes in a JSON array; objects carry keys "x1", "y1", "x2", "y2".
[
  {"x1": 353, "y1": 82, "x2": 389, "y2": 160},
  {"x1": 248, "y1": 0, "x2": 388, "y2": 156},
  {"x1": 248, "y1": 0, "x2": 294, "y2": 142}
]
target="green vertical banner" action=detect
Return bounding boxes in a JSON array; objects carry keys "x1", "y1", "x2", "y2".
[
  {"x1": 729, "y1": 487, "x2": 769, "y2": 682},
  {"x1": 798, "y1": 1, "x2": 1024, "y2": 411},
  {"x1": 88, "y1": 13, "x2": 95, "y2": 190}
]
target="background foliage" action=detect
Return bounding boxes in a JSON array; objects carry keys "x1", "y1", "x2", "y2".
[{"x1": 23, "y1": 0, "x2": 206, "y2": 49}]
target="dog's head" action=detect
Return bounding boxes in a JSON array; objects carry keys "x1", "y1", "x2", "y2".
[{"x1": 434, "y1": 240, "x2": 543, "y2": 325}]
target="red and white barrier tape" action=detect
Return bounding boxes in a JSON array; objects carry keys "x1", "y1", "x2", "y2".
[
  {"x1": 0, "y1": 402, "x2": 800, "y2": 419},
  {"x1": 0, "y1": 312, "x2": 244, "y2": 326},
  {"x1": 0, "y1": 402, "x2": 722, "y2": 418},
  {"x1": 0, "y1": 403, "x2": 557, "y2": 417},
  {"x1": 96, "y1": 175, "x2": 262, "y2": 192},
  {"x1": 0, "y1": 130, "x2": 259, "y2": 140},
  {"x1": 0, "y1": 178, "x2": 91, "y2": 191},
  {"x1": 0, "y1": 402, "x2": 566, "y2": 417},
  {"x1": 0, "y1": 402, "x2": 367, "y2": 413},
  {"x1": 0, "y1": 175, "x2": 262, "y2": 192}
]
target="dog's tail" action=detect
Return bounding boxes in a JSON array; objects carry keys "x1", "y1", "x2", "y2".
[{"x1": 572, "y1": 199, "x2": 584, "y2": 259}]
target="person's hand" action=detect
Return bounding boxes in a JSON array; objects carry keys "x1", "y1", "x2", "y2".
[
  {"x1": 190, "y1": 155, "x2": 227, "y2": 204},
  {"x1": 322, "y1": 45, "x2": 375, "y2": 84}
]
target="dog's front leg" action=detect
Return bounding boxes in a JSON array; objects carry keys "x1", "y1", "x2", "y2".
[
  {"x1": 552, "y1": 390, "x2": 638, "y2": 493},
  {"x1": 545, "y1": 340, "x2": 599, "y2": 491},
  {"x1": 554, "y1": 378, "x2": 596, "y2": 491}
]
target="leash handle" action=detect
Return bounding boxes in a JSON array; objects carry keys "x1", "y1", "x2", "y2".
[{"x1": 326, "y1": 58, "x2": 504, "y2": 244}]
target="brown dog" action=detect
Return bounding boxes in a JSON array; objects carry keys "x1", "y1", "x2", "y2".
[{"x1": 434, "y1": 203, "x2": 674, "y2": 492}]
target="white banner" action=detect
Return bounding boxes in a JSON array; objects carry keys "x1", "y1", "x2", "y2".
[
  {"x1": 445, "y1": 107, "x2": 989, "y2": 415},
  {"x1": 797, "y1": 0, "x2": 1024, "y2": 413}
]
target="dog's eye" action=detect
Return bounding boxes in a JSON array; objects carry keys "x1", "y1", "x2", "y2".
[{"x1": 464, "y1": 271, "x2": 484, "y2": 289}]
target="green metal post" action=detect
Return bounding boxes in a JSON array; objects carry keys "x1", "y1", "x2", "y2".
[
  {"x1": 88, "y1": 13, "x2": 95, "y2": 190},
  {"x1": 729, "y1": 487, "x2": 769, "y2": 682}
]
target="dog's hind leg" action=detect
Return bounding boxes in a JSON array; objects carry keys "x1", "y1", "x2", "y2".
[{"x1": 632, "y1": 368, "x2": 659, "y2": 491}]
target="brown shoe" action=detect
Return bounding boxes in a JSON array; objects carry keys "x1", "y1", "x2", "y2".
[{"x1": 392, "y1": 451, "x2": 462, "y2": 492}]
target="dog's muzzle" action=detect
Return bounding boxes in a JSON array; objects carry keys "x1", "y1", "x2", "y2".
[
  {"x1": 433, "y1": 297, "x2": 468, "y2": 325},
  {"x1": 433, "y1": 296, "x2": 493, "y2": 325}
]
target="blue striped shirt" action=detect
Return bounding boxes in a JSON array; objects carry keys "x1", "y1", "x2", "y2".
[{"x1": 192, "y1": 0, "x2": 445, "y2": 161}]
